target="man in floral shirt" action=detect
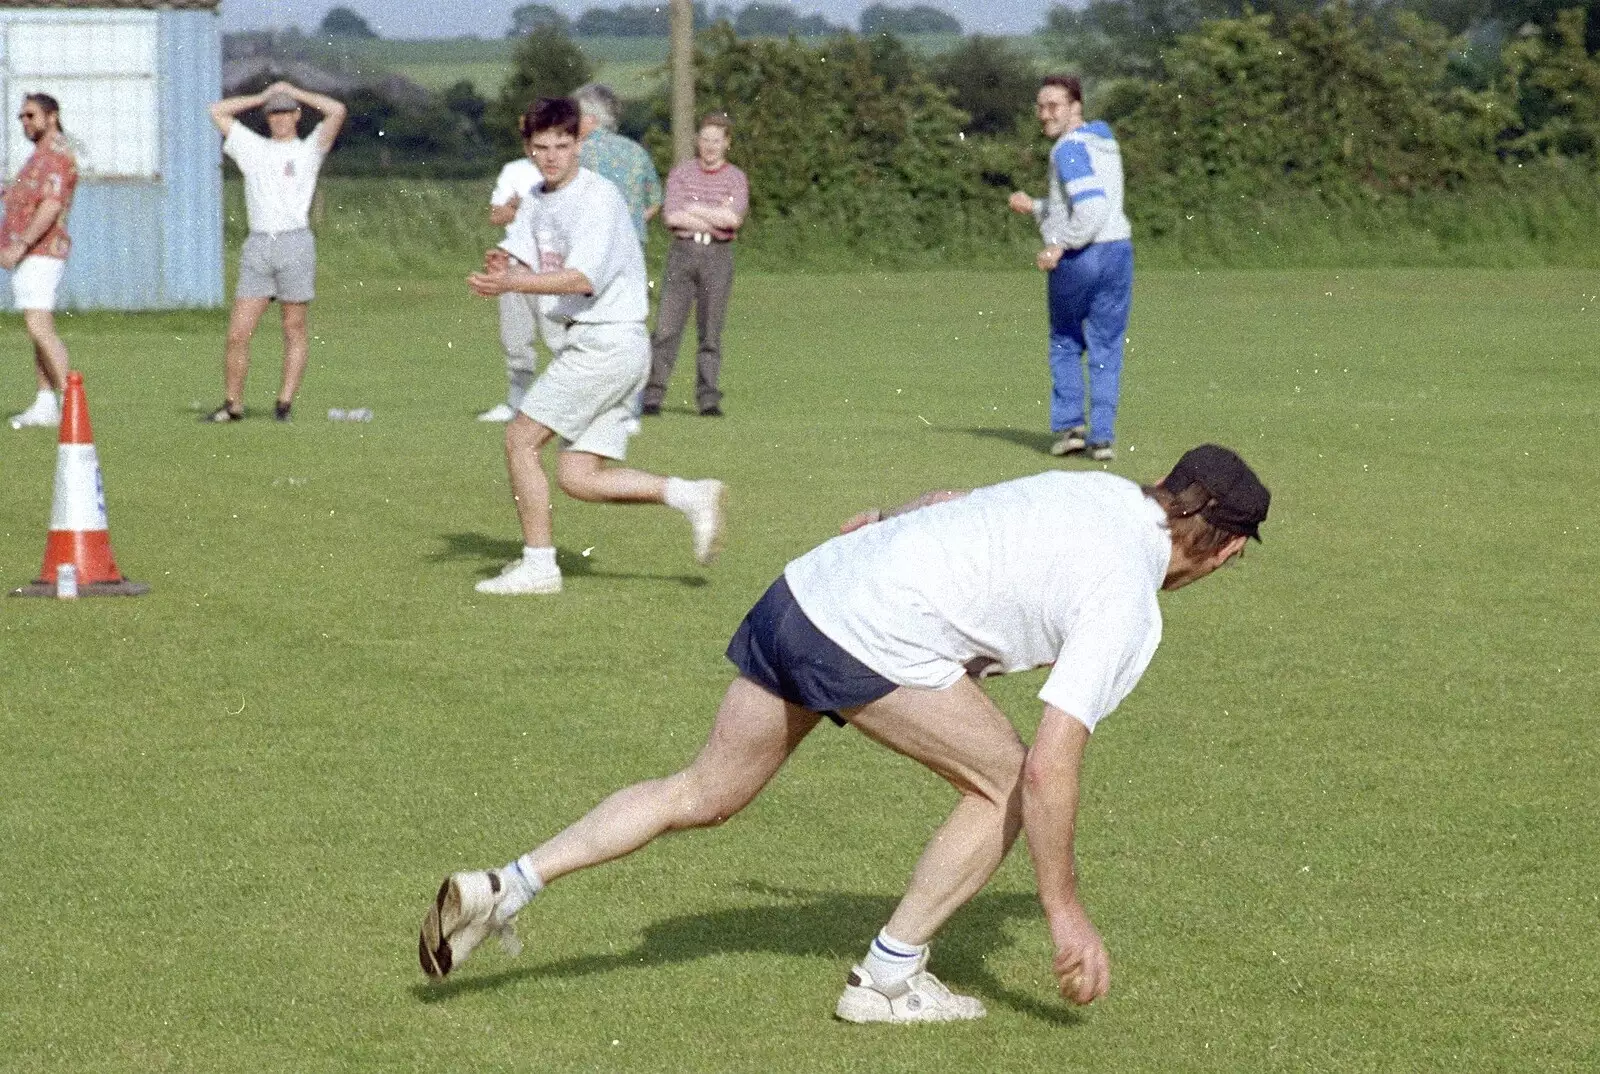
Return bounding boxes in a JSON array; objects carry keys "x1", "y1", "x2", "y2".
[
  {"x1": 2, "y1": 93, "x2": 77, "y2": 431},
  {"x1": 573, "y1": 83, "x2": 661, "y2": 239}
]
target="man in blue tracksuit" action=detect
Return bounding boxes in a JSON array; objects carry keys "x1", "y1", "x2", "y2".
[{"x1": 1009, "y1": 75, "x2": 1134, "y2": 462}]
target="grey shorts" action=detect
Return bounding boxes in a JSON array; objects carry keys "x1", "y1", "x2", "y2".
[
  {"x1": 518, "y1": 321, "x2": 648, "y2": 461},
  {"x1": 237, "y1": 229, "x2": 316, "y2": 303}
]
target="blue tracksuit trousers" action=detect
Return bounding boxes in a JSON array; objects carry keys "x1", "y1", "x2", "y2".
[{"x1": 1046, "y1": 238, "x2": 1133, "y2": 445}]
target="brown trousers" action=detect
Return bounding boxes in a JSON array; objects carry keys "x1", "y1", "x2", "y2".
[{"x1": 645, "y1": 237, "x2": 735, "y2": 412}]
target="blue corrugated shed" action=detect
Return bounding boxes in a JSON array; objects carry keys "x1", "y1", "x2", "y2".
[{"x1": 0, "y1": 5, "x2": 222, "y2": 311}]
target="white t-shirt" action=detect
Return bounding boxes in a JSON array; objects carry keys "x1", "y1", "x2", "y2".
[
  {"x1": 490, "y1": 157, "x2": 543, "y2": 246},
  {"x1": 784, "y1": 471, "x2": 1171, "y2": 731},
  {"x1": 224, "y1": 122, "x2": 326, "y2": 235},
  {"x1": 500, "y1": 168, "x2": 646, "y2": 325}
]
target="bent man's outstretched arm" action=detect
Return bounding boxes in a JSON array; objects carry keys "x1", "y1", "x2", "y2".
[
  {"x1": 839, "y1": 489, "x2": 968, "y2": 534},
  {"x1": 1023, "y1": 704, "x2": 1110, "y2": 1005}
]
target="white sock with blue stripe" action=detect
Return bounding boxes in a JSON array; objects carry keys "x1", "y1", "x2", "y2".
[
  {"x1": 498, "y1": 856, "x2": 544, "y2": 918},
  {"x1": 861, "y1": 929, "x2": 926, "y2": 987}
]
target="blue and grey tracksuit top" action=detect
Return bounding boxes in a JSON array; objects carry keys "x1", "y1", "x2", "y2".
[{"x1": 1033, "y1": 120, "x2": 1133, "y2": 251}]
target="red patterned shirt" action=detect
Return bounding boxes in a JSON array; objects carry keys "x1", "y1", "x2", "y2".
[
  {"x1": 663, "y1": 159, "x2": 749, "y2": 242},
  {"x1": 2, "y1": 134, "x2": 77, "y2": 259}
]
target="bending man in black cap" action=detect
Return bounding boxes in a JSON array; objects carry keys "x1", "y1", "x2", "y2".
[{"x1": 420, "y1": 445, "x2": 1270, "y2": 1023}]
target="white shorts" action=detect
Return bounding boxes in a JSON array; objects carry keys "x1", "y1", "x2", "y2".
[
  {"x1": 10, "y1": 255, "x2": 65, "y2": 311},
  {"x1": 519, "y1": 321, "x2": 648, "y2": 461}
]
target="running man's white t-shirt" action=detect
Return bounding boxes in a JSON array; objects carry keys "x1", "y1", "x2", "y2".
[
  {"x1": 224, "y1": 122, "x2": 327, "y2": 235},
  {"x1": 500, "y1": 167, "x2": 646, "y2": 325},
  {"x1": 784, "y1": 471, "x2": 1171, "y2": 731},
  {"x1": 491, "y1": 157, "x2": 543, "y2": 246}
]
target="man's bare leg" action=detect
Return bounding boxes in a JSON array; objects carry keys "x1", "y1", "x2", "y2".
[
  {"x1": 222, "y1": 297, "x2": 270, "y2": 409},
  {"x1": 529, "y1": 676, "x2": 819, "y2": 882},
  {"x1": 848, "y1": 677, "x2": 1027, "y2": 945},
  {"x1": 277, "y1": 301, "x2": 310, "y2": 405},
  {"x1": 506, "y1": 413, "x2": 559, "y2": 546},
  {"x1": 421, "y1": 678, "x2": 818, "y2": 976},
  {"x1": 555, "y1": 450, "x2": 667, "y2": 504},
  {"x1": 23, "y1": 310, "x2": 67, "y2": 391}
]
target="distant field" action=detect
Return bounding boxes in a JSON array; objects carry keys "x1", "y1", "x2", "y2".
[
  {"x1": 307, "y1": 32, "x2": 974, "y2": 97},
  {"x1": 2, "y1": 196, "x2": 1597, "y2": 1071}
]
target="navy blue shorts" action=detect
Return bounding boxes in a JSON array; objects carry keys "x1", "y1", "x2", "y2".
[{"x1": 726, "y1": 576, "x2": 897, "y2": 725}]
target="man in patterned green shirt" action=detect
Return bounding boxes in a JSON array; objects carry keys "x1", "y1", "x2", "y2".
[{"x1": 574, "y1": 84, "x2": 662, "y2": 239}]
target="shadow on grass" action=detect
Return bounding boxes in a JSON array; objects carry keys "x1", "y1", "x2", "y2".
[
  {"x1": 965, "y1": 426, "x2": 1057, "y2": 455},
  {"x1": 414, "y1": 880, "x2": 1081, "y2": 1025},
  {"x1": 436, "y1": 532, "x2": 708, "y2": 588}
]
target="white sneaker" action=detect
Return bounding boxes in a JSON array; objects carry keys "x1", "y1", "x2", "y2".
[
  {"x1": 8, "y1": 395, "x2": 59, "y2": 430},
  {"x1": 834, "y1": 959, "x2": 987, "y2": 1024},
  {"x1": 681, "y1": 479, "x2": 726, "y2": 566},
  {"x1": 419, "y1": 869, "x2": 522, "y2": 979},
  {"x1": 475, "y1": 557, "x2": 562, "y2": 595},
  {"x1": 477, "y1": 403, "x2": 516, "y2": 423}
]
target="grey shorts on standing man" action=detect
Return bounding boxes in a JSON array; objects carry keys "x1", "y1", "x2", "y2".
[{"x1": 237, "y1": 228, "x2": 316, "y2": 303}]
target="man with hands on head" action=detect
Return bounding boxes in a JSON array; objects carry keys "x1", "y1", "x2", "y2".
[
  {"x1": 420, "y1": 443, "x2": 1269, "y2": 1022},
  {"x1": 205, "y1": 80, "x2": 346, "y2": 423},
  {"x1": 465, "y1": 97, "x2": 724, "y2": 597},
  {"x1": 1008, "y1": 75, "x2": 1133, "y2": 462}
]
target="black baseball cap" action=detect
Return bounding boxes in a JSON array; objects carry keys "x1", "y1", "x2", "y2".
[{"x1": 1158, "y1": 444, "x2": 1270, "y2": 541}]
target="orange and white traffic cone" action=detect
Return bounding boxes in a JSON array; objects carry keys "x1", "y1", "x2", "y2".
[{"x1": 10, "y1": 371, "x2": 148, "y2": 597}]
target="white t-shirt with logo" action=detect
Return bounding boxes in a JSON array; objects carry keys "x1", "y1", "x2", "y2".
[
  {"x1": 499, "y1": 167, "x2": 646, "y2": 325},
  {"x1": 784, "y1": 471, "x2": 1171, "y2": 731},
  {"x1": 491, "y1": 157, "x2": 543, "y2": 247},
  {"x1": 224, "y1": 122, "x2": 327, "y2": 235}
]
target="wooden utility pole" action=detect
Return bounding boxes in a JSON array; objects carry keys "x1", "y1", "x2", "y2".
[{"x1": 670, "y1": 0, "x2": 695, "y2": 163}]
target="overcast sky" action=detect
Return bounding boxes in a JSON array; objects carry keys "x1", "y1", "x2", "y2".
[{"x1": 219, "y1": 0, "x2": 1058, "y2": 38}]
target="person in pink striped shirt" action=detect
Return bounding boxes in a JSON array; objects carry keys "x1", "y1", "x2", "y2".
[{"x1": 642, "y1": 114, "x2": 749, "y2": 418}]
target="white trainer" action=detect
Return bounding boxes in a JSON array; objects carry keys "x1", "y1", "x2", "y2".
[
  {"x1": 477, "y1": 403, "x2": 516, "y2": 422},
  {"x1": 475, "y1": 557, "x2": 562, "y2": 595},
  {"x1": 681, "y1": 479, "x2": 726, "y2": 566},
  {"x1": 834, "y1": 958, "x2": 987, "y2": 1024},
  {"x1": 8, "y1": 395, "x2": 59, "y2": 430},
  {"x1": 419, "y1": 869, "x2": 522, "y2": 979}
]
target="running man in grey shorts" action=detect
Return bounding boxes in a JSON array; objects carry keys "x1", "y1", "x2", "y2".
[
  {"x1": 205, "y1": 81, "x2": 346, "y2": 423},
  {"x1": 465, "y1": 97, "x2": 725, "y2": 596}
]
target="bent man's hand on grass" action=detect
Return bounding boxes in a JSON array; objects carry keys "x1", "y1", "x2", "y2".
[
  {"x1": 1008, "y1": 191, "x2": 1036, "y2": 214},
  {"x1": 1036, "y1": 246, "x2": 1065, "y2": 272},
  {"x1": 1050, "y1": 902, "x2": 1110, "y2": 1005}
]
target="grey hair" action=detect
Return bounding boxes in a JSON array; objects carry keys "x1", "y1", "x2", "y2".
[{"x1": 572, "y1": 83, "x2": 619, "y2": 130}]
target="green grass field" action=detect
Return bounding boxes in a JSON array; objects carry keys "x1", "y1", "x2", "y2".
[{"x1": 2, "y1": 235, "x2": 1597, "y2": 1071}]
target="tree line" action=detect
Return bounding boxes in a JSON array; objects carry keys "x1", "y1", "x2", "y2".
[{"x1": 292, "y1": 3, "x2": 1600, "y2": 258}]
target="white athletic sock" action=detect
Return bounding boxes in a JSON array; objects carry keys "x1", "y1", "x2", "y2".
[
  {"x1": 662, "y1": 476, "x2": 694, "y2": 512},
  {"x1": 861, "y1": 929, "x2": 927, "y2": 987},
  {"x1": 498, "y1": 856, "x2": 545, "y2": 918},
  {"x1": 36, "y1": 388, "x2": 54, "y2": 403},
  {"x1": 522, "y1": 546, "x2": 557, "y2": 570}
]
